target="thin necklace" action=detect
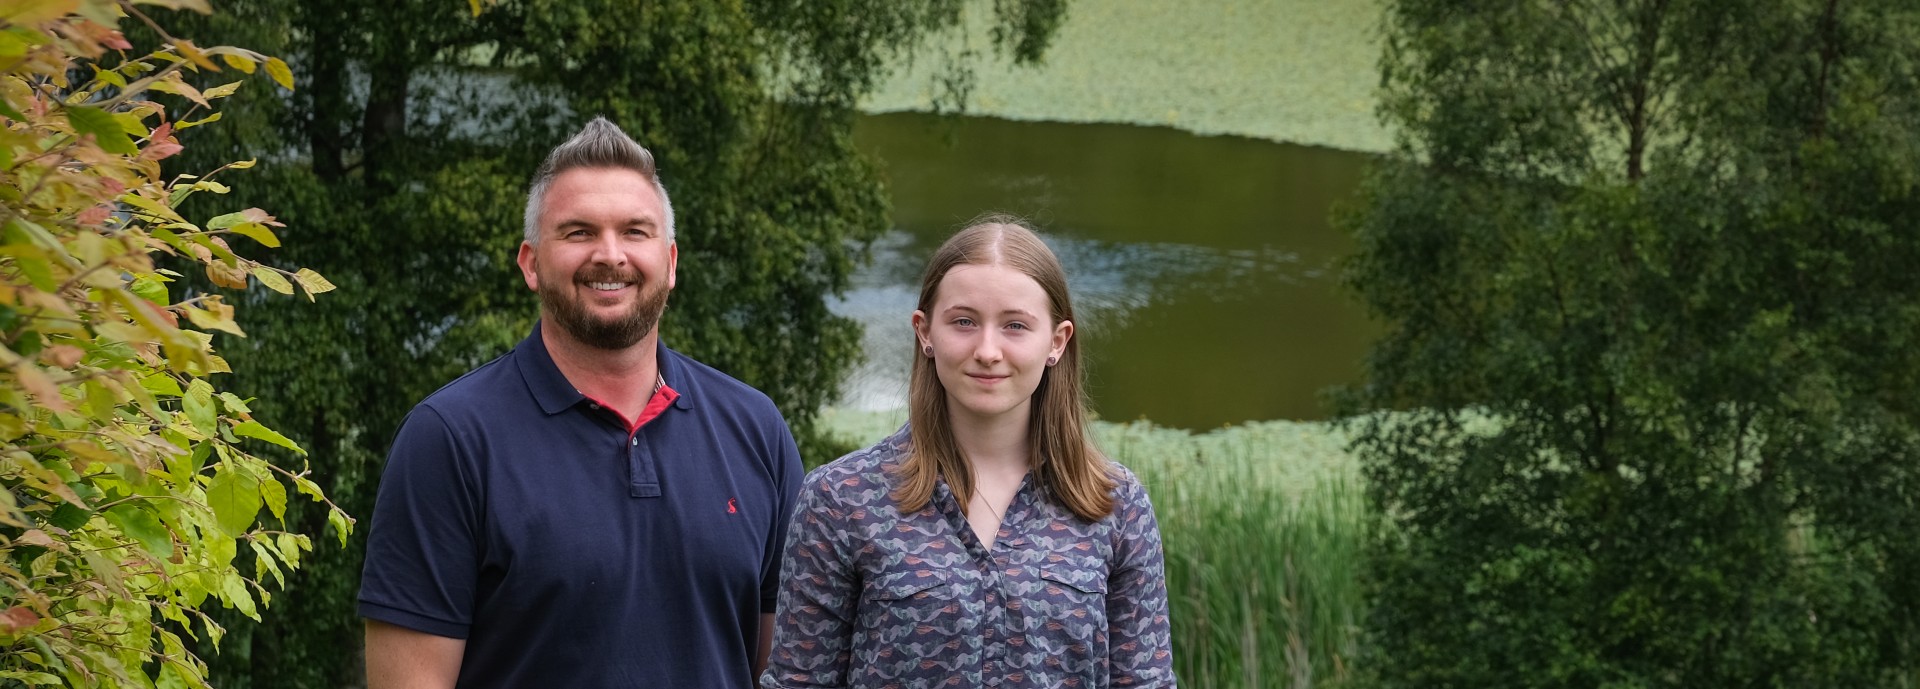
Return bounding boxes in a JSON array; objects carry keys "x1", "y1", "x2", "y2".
[{"x1": 973, "y1": 489, "x2": 1012, "y2": 524}]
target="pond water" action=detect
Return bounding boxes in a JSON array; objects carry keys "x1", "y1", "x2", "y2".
[{"x1": 833, "y1": 112, "x2": 1379, "y2": 429}]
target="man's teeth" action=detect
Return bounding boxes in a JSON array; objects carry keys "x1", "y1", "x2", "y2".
[{"x1": 588, "y1": 282, "x2": 629, "y2": 291}]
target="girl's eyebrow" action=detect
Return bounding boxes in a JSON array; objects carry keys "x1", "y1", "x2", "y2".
[{"x1": 940, "y1": 305, "x2": 1038, "y2": 319}]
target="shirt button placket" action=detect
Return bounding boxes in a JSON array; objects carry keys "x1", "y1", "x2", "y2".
[{"x1": 982, "y1": 563, "x2": 1009, "y2": 687}]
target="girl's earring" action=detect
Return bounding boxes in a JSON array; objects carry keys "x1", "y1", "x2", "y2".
[
  {"x1": 923, "y1": 345, "x2": 934, "y2": 358},
  {"x1": 1047, "y1": 355, "x2": 1058, "y2": 367}
]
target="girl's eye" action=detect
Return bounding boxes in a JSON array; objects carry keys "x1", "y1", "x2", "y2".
[
  {"x1": 953, "y1": 318, "x2": 976, "y2": 328},
  {"x1": 1006, "y1": 322, "x2": 1029, "y2": 331}
]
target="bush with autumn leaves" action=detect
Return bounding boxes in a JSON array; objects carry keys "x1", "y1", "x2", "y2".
[{"x1": 0, "y1": 1, "x2": 349, "y2": 686}]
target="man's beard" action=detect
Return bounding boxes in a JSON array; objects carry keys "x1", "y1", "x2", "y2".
[{"x1": 538, "y1": 266, "x2": 671, "y2": 350}]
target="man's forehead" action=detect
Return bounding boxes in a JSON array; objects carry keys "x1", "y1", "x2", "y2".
[
  {"x1": 552, "y1": 214, "x2": 659, "y2": 228},
  {"x1": 542, "y1": 170, "x2": 663, "y2": 223}
]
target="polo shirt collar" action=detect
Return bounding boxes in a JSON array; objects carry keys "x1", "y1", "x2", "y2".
[{"x1": 515, "y1": 323, "x2": 693, "y2": 415}]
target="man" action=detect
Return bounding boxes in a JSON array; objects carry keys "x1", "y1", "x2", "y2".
[{"x1": 358, "y1": 118, "x2": 803, "y2": 688}]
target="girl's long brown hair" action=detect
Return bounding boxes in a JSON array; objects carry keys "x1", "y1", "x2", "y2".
[{"x1": 892, "y1": 215, "x2": 1116, "y2": 522}]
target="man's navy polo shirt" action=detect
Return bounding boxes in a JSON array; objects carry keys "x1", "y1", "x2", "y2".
[{"x1": 358, "y1": 327, "x2": 803, "y2": 689}]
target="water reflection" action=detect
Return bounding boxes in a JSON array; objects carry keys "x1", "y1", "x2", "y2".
[{"x1": 838, "y1": 112, "x2": 1378, "y2": 428}]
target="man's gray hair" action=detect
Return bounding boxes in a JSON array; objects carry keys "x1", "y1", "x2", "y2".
[{"x1": 523, "y1": 116, "x2": 676, "y2": 244}]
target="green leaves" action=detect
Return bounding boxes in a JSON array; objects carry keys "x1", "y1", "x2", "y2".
[
  {"x1": 65, "y1": 105, "x2": 138, "y2": 156},
  {"x1": 183, "y1": 378, "x2": 218, "y2": 434},
  {"x1": 205, "y1": 468, "x2": 261, "y2": 538},
  {"x1": 258, "y1": 475, "x2": 286, "y2": 520},
  {"x1": 105, "y1": 504, "x2": 173, "y2": 558},
  {"x1": 0, "y1": 7, "x2": 350, "y2": 687},
  {"x1": 232, "y1": 420, "x2": 304, "y2": 455},
  {"x1": 220, "y1": 573, "x2": 257, "y2": 621}
]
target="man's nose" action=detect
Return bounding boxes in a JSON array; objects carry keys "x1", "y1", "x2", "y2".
[{"x1": 589, "y1": 232, "x2": 626, "y2": 264}]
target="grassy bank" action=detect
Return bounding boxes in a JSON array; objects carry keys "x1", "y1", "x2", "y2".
[
  {"x1": 819, "y1": 408, "x2": 1367, "y2": 688},
  {"x1": 863, "y1": 0, "x2": 1393, "y2": 153}
]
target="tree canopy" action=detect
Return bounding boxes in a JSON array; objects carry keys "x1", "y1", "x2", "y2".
[
  {"x1": 1342, "y1": 0, "x2": 1920, "y2": 686},
  {"x1": 144, "y1": 1, "x2": 1068, "y2": 686}
]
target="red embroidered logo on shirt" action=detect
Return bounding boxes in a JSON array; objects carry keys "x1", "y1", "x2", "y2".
[{"x1": 727, "y1": 498, "x2": 738, "y2": 514}]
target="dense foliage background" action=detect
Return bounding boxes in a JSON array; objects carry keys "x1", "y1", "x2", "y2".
[
  {"x1": 140, "y1": 1, "x2": 1065, "y2": 686},
  {"x1": 1341, "y1": 0, "x2": 1920, "y2": 686}
]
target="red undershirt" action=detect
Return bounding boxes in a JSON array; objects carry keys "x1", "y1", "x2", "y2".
[{"x1": 583, "y1": 383, "x2": 680, "y2": 436}]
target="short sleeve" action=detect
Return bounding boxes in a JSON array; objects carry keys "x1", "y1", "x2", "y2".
[
  {"x1": 760, "y1": 419, "x2": 806, "y2": 612},
  {"x1": 357, "y1": 405, "x2": 482, "y2": 639}
]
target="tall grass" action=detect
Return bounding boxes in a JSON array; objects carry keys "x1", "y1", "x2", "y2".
[
  {"x1": 819, "y1": 409, "x2": 1369, "y2": 688},
  {"x1": 1105, "y1": 420, "x2": 1365, "y2": 689}
]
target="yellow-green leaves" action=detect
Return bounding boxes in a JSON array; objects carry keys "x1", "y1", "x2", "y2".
[
  {"x1": 131, "y1": 0, "x2": 212, "y2": 13},
  {"x1": 183, "y1": 299, "x2": 243, "y2": 336},
  {"x1": 0, "y1": 0, "x2": 80, "y2": 25},
  {"x1": 264, "y1": 57, "x2": 293, "y2": 91},
  {"x1": 293, "y1": 268, "x2": 337, "y2": 300},
  {"x1": 208, "y1": 207, "x2": 281, "y2": 247},
  {"x1": 119, "y1": 191, "x2": 186, "y2": 224},
  {"x1": 219, "y1": 53, "x2": 254, "y2": 74},
  {"x1": 251, "y1": 267, "x2": 293, "y2": 294},
  {"x1": 203, "y1": 81, "x2": 242, "y2": 99},
  {"x1": 0, "y1": 7, "x2": 348, "y2": 687}
]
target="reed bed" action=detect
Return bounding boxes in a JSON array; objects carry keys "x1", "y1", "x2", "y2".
[{"x1": 819, "y1": 409, "x2": 1369, "y2": 688}]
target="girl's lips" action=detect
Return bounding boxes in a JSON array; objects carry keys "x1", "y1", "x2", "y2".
[{"x1": 967, "y1": 373, "x2": 1009, "y2": 384}]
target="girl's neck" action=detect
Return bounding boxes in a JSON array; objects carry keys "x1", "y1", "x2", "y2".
[{"x1": 949, "y1": 402, "x2": 1031, "y2": 478}]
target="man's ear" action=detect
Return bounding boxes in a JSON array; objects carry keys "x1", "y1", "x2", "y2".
[
  {"x1": 666, "y1": 242, "x2": 678, "y2": 290},
  {"x1": 516, "y1": 242, "x2": 539, "y2": 292}
]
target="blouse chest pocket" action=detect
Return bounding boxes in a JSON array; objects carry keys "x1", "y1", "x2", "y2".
[
  {"x1": 857, "y1": 569, "x2": 971, "y2": 647},
  {"x1": 1034, "y1": 566, "x2": 1107, "y2": 609},
  {"x1": 865, "y1": 569, "x2": 957, "y2": 603},
  {"x1": 1014, "y1": 564, "x2": 1109, "y2": 642}
]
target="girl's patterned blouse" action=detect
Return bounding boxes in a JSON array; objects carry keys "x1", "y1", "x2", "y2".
[{"x1": 761, "y1": 426, "x2": 1176, "y2": 689}]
